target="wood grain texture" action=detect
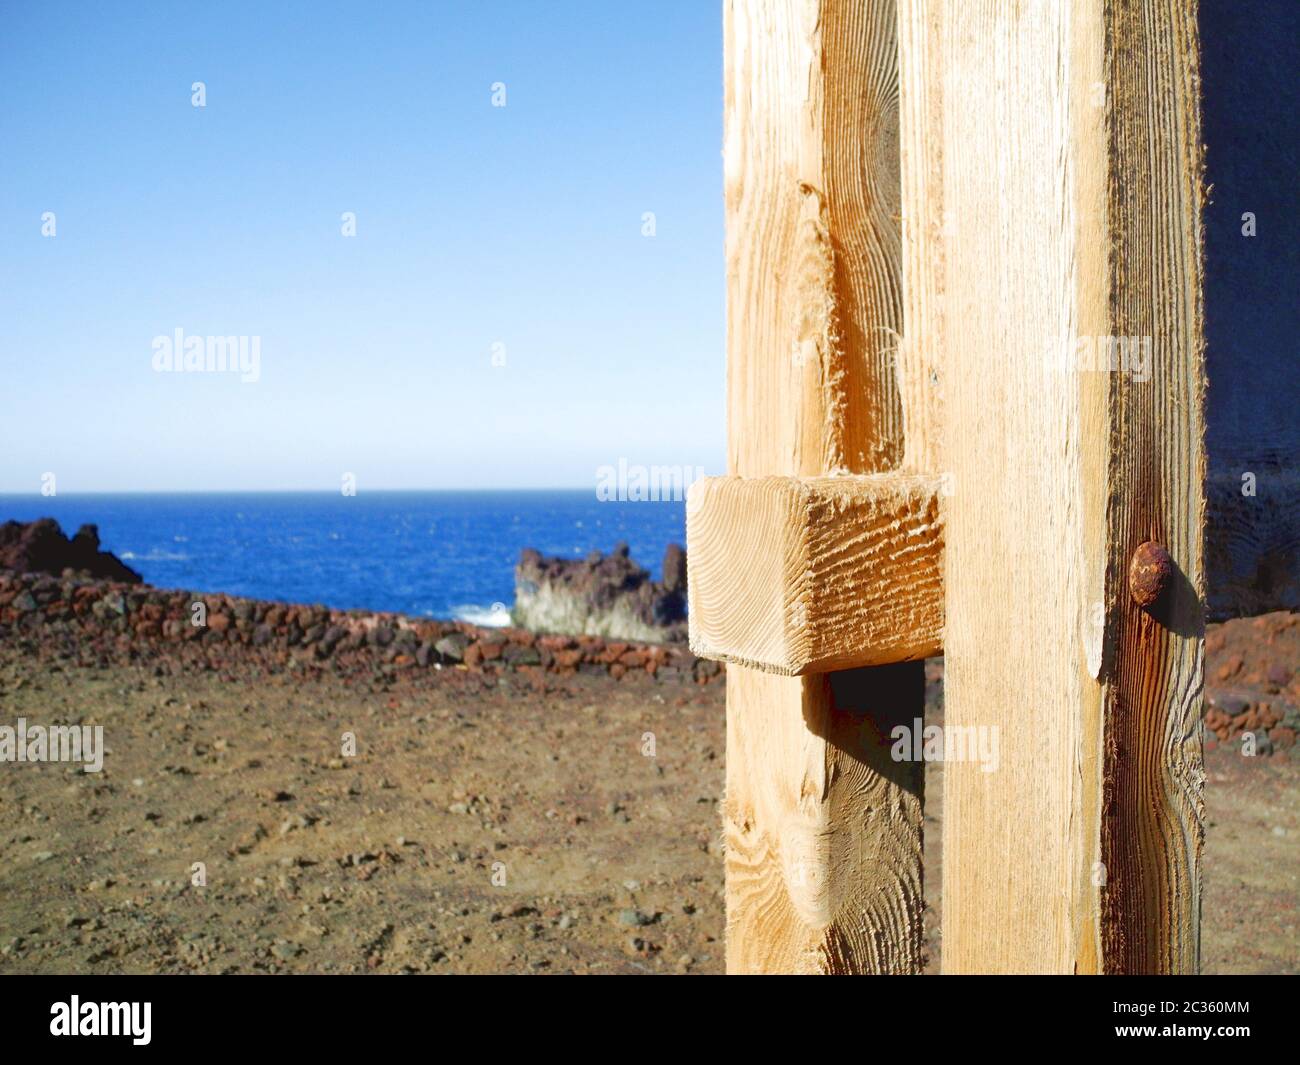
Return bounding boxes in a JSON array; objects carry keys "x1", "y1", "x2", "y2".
[
  {"x1": 722, "y1": 0, "x2": 925, "y2": 973},
  {"x1": 1097, "y1": 0, "x2": 1205, "y2": 974},
  {"x1": 937, "y1": 0, "x2": 1204, "y2": 973},
  {"x1": 725, "y1": 664, "x2": 924, "y2": 974},
  {"x1": 896, "y1": 0, "x2": 945, "y2": 474},
  {"x1": 724, "y1": 0, "x2": 903, "y2": 478},
  {"x1": 687, "y1": 473, "x2": 943, "y2": 673}
]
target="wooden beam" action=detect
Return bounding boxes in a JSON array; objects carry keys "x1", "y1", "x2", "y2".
[
  {"x1": 721, "y1": 0, "x2": 925, "y2": 973},
  {"x1": 687, "y1": 473, "x2": 943, "y2": 674},
  {"x1": 935, "y1": 0, "x2": 1205, "y2": 973}
]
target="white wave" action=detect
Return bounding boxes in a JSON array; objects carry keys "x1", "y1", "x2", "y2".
[
  {"x1": 451, "y1": 602, "x2": 512, "y2": 628},
  {"x1": 120, "y1": 550, "x2": 190, "y2": 562}
]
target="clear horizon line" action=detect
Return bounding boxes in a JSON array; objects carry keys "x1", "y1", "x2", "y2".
[{"x1": 0, "y1": 486, "x2": 623, "y2": 496}]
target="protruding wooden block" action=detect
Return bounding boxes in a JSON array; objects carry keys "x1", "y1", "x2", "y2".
[{"x1": 687, "y1": 473, "x2": 944, "y2": 675}]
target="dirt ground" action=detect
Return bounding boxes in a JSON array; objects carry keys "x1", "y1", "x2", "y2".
[{"x1": 0, "y1": 620, "x2": 1295, "y2": 974}]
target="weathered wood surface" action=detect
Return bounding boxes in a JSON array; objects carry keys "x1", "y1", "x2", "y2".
[
  {"x1": 1096, "y1": 0, "x2": 1206, "y2": 975},
  {"x1": 687, "y1": 473, "x2": 943, "y2": 674},
  {"x1": 896, "y1": 0, "x2": 944, "y2": 475},
  {"x1": 725, "y1": 0, "x2": 905, "y2": 479},
  {"x1": 935, "y1": 0, "x2": 1204, "y2": 973},
  {"x1": 725, "y1": 664, "x2": 925, "y2": 974},
  {"x1": 721, "y1": 0, "x2": 925, "y2": 973},
  {"x1": 1200, "y1": 0, "x2": 1299, "y2": 621}
]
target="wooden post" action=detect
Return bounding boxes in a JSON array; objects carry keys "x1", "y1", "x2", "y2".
[
  {"x1": 933, "y1": 0, "x2": 1205, "y2": 972},
  {"x1": 716, "y1": 0, "x2": 928, "y2": 974}
]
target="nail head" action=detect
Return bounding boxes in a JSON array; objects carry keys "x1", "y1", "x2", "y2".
[{"x1": 1129, "y1": 541, "x2": 1173, "y2": 609}]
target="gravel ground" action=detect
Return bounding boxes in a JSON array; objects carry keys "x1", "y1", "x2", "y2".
[{"x1": 0, "y1": 616, "x2": 1294, "y2": 974}]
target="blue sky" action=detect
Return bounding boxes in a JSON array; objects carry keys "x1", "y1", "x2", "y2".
[{"x1": 0, "y1": 1, "x2": 725, "y2": 491}]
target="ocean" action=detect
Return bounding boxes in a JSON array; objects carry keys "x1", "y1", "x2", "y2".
[{"x1": 0, "y1": 492, "x2": 687, "y2": 626}]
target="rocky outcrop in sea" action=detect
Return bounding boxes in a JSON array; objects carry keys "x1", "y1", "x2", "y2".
[
  {"x1": 513, "y1": 542, "x2": 687, "y2": 643},
  {"x1": 0, "y1": 518, "x2": 142, "y2": 584}
]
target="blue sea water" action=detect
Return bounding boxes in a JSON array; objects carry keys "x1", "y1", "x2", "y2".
[{"x1": 0, "y1": 492, "x2": 686, "y2": 626}]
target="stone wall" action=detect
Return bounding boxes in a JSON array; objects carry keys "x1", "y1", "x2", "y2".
[{"x1": 0, "y1": 569, "x2": 721, "y2": 686}]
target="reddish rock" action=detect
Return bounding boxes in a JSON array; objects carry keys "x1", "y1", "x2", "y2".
[
  {"x1": 502, "y1": 643, "x2": 540, "y2": 667},
  {"x1": 1216, "y1": 653, "x2": 1244, "y2": 681}
]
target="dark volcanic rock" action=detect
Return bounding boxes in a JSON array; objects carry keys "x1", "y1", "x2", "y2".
[
  {"x1": 661, "y1": 543, "x2": 687, "y2": 594},
  {"x1": 513, "y1": 540, "x2": 687, "y2": 642},
  {"x1": 0, "y1": 519, "x2": 142, "y2": 584}
]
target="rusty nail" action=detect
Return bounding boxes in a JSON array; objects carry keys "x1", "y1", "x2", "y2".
[{"x1": 1129, "y1": 541, "x2": 1173, "y2": 609}]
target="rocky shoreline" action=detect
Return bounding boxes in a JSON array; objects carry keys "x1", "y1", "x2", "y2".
[
  {"x1": 0, "y1": 517, "x2": 711, "y2": 687},
  {"x1": 0, "y1": 567, "x2": 721, "y2": 688}
]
